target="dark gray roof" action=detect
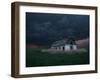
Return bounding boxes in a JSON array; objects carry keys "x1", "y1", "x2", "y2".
[{"x1": 51, "y1": 39, "x2": 76, "y2": 47}]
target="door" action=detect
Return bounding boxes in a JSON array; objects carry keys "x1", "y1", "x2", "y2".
[
  {"x1": 70, "y1": 45, "x2": 73, "y2": 50},
  {"x1": 62, "y1": 46, "x2": 65, "y2": 51}
]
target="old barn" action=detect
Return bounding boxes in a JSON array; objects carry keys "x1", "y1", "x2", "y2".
[{"x1": 50, "y1": 39, "x2": 77, "y2": 51}]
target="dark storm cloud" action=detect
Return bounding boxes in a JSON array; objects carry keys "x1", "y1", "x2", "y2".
[{"x1": 26, "y1": 12, "x2": 89, "y2": 45}]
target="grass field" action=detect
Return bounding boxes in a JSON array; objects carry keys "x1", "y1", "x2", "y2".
[{"x1": 26, "y1": 48, "x2": 89, "y2": 67}]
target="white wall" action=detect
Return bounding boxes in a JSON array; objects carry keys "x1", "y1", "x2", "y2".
[
  {"x1": 73, "y1": 45, "x2": 77, "y2": 50},
  {"x1": 0, "y1": 0, "x2": 100, "y2": 80},
  {"x1": 65, "y1": 45, "x2": 70, "y2": 50}
]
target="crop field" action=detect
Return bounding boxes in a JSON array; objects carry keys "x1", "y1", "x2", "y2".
[{"x1": 26, "y1": 48, "x2": 89, "y2": 67}]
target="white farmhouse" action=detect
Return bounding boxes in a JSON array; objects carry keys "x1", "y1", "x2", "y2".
[{"x1": 50, "y1": 39, "x2": 77, "y2": 51}]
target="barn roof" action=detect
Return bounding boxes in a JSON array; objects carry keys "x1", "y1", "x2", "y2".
[{"x1": 51, "y1": 39, "x2": 76, "y2": 47}]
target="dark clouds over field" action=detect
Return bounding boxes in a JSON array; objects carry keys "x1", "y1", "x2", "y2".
[{"x1": 26, "y1": 12, "x2": 89, "y2": 45}]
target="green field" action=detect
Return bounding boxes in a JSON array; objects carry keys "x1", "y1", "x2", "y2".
[{"x1": 26, "y1": 48, "x2": 89, "y2": 67}]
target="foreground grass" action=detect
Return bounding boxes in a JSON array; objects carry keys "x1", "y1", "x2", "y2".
[{"x1": 26, "y1": 48, "x2": 89, "y2": 67}]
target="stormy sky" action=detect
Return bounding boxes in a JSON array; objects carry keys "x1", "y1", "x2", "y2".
[{"x1": 26, "y1": 12, "x2": 89, "y2": 46}]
